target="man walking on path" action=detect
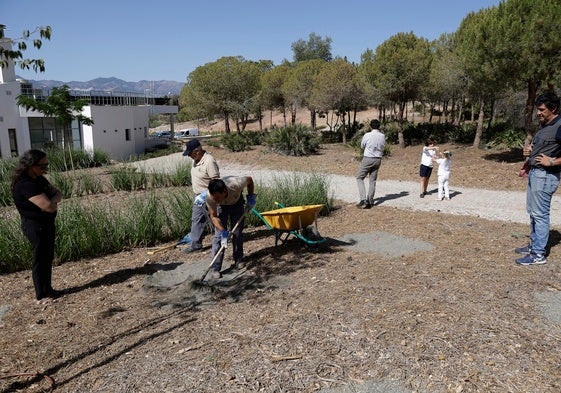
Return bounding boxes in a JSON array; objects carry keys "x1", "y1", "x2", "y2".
[
  {"x1": 356, "y1": 119, "x2": 385, "y2": 209},
  {"x1": 515, "y1": 92, "x2": 561, "y2": 266},
  {"x1": 183, "y1": 139, "x2": 220, "y2": 252}
]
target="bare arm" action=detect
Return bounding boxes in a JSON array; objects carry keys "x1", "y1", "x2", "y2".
[
  {"x1": 28, "y1": 193, "x2": 58, "y2": 213},
  {"x1": 208, "y1": 205, "x2": 225, "y2": 232},
  {"x1": 246, "y1": 176, "x2": 254, "y2": 195}
]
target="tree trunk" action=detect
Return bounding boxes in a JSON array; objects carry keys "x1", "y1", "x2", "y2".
[
  {"x1": 310, "y1": 109, "x2": 316, "y2": 130},
  {"x1": 224, "y1": 112, "x2": 231, "y2": 134},
  {"x1": 486, "y1": 100, "x2": 495, "y2": 131},
  {"x1": 429, "y1": 104, "x2": 434, "y2": 123},
  {"x1": 472, "y1": 97, "x2": 485, "y2": 148},
  {"x1": 235, "y1": 116, "x2": 241, "y2": 132},
  {"x1": 341, "y1": 112, "x2": 347, "y2": 144},
  {"x1": 524, "y1": 79, "x2": 538, "y2": 145},
  {"x1": 397, "y1": 101, "x2": 406, "y2": 148}
]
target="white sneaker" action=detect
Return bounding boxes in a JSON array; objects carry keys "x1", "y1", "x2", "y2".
[{"x1": 208, "y1": 270, "x2": 222, "y2": 280}]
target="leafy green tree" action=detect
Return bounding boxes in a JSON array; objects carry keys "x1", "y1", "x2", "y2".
[
  {"x1": 291, "y1": 33, "x2": 333, "y2": 62},
  {"x1": 0, "y1": 25, "x2": 52, "y2": 73},
  {"x1": 311, "y1": 58, "x2": 366, "y2": 143},
  {"x1": 364, "y1": 32, "x2": 432, "y2": 147},
  {"x1": 259, "y1": 64, "x2": 292, "y2": 128},
  {"x1": 492, "y1": 0, "x2": 561, "y2": 141},
  {"x1": 282, "y1": 59, "x2": 326, "y2": 129},
  {"x1": 357, "y1": 49, "x2": 390, "y2": 121},
  {"x1": 425, "y1": 33, "x2": 467, "y2": 125},
  {"x1": 179, "y1": 56, "x2": 263, "y2": 133},
  {"x1": 454, "y1": 7, "x2": 504, "y2": 147}
]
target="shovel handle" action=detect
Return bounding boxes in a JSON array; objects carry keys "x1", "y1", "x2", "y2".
[{"x1": 146, "y1": 242, "x2": 179, "y2": 255}]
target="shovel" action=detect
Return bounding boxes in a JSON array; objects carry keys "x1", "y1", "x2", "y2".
[
  {"x1": 199, "y1": 206, "x2": 251, "y2": 283},
  {"x1": 146, "y1": 233, "x2": 192, "y2": 255}
]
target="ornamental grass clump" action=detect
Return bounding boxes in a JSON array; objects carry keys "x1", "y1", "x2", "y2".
[
  {"x1": 266, "y1": 125, "x2": 320, "y2": 156},
  {"x1": 245, "y1": 172, "x2": 332, "y2": 227},
  {"x1": 110, "y1": 166, "x2": 147, "y2": 191}
]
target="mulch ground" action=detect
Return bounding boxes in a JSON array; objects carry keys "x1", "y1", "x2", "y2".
[{"x1": 1, "y1": 142, "x2": 561, "y2": 392}]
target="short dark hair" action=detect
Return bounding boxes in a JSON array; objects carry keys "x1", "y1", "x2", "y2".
[
  {"x1": 425, "y1": 138, "x2": 435, "y2": 146},
  {"x1": 370, "y1": 119, "x2": 380, "y2": 130},
  {"x1": 208, "y1": 178, "x2": 226, "y2": 195},
  {"x1": 535, "y1": 92, "x2": 560, "y2": 114}
]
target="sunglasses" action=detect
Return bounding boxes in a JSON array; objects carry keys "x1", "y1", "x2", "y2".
[{"x1": 35, "y1": 163, "x2": 49, "y2": 170}]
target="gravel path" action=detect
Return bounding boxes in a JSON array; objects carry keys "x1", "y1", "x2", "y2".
[{"x1": 131, "y1": 152, "x2": 561, "y2": 226}]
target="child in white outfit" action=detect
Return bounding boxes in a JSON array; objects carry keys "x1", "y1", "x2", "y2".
[{"x1": 434, "y1": 151, "x2": 452, "y2": 200}]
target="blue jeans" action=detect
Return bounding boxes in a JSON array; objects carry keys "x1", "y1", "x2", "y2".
[{"x1": 526, "y1": 168, "x2": 560, "y2": 256}]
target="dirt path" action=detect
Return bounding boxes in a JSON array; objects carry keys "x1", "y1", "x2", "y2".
[{"x1": 131, "y1": 153, "x2": 561, "y2": 226}]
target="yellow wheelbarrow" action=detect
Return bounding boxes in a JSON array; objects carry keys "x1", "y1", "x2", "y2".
[{"x1": 251, "y1": 202, "x2": 326, "y2": 247}]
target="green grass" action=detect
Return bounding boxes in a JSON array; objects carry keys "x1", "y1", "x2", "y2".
[{"x1": 0, "y1": 154, "x2": 332, "y2": 274}]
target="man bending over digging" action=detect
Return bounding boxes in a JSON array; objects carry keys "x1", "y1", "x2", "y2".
[{"x1": 205, "y1": 176, "x2": 256, "y2": 279}]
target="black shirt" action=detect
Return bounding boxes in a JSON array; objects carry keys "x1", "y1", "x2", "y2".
[{"x1": 12, "y1": 174, "x2": 57, "y2": 221}]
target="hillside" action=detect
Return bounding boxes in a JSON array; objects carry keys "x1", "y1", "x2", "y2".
[{"x1": 19, "y1": 76, "x2": 184, "y2": 96}]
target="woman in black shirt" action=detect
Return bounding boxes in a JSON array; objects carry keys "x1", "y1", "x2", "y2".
[{"x1": 11, "y1": 149, "x2": 62, "y2": 304}]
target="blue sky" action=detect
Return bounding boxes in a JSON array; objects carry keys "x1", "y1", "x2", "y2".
[{"x1": 4, "y1": 0, "x2": 500, "y2": 83}]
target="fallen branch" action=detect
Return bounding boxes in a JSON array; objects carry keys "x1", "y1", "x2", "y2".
[{"x1": 270, "y1": 354, "x2": 303, "y2": 362}]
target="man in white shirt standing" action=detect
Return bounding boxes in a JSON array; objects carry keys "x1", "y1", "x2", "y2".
[
  {"x1": 183, "y1": 139, "x2": 220, "y2": 252},
  {"x1": 356, "y1": 119, "x2": 386, "y2": 209}
]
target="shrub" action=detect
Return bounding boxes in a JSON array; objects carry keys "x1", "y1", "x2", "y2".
[
  {"x1": 0, "y1": 180, "x2": 11, "y2": 206},
  {"x1": 484, "y1": 121, "x2": 525, "y2": 149},
  {"x1": 246, "y1": 172, "x2": 333, "y2": 227},
  {"x1": 49, "y1": 171, "x2": 75, "y2": 198},
  {"x1": 110, "y1": 167, "x2": 148, "y2": 191},
  {"x1": 0, "y1": 188, "x2": 195, "y2": 273},
  {"x1": 75, "y1": 172, "x2": 104, "y2": 195},
  {"x1": 46, "y1": 147, "x2": 108, "y2": 171},
  {"x1": 265, "y1": 125, "x2": 321, "y2": 156},
  {"x1": 221, "y1": 133, "x2": 251, "y2": 152},
  {"x1": 168, "y1": 161, "x2": 192, "y2": 187}
]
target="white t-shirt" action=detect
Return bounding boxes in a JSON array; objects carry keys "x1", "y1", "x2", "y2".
[
  {"x1": 421, "y1": 146, "x2": 436, "y2": 167},
  {"x1": 436, "y1": 157, "x2": 451, "y2": 176}
]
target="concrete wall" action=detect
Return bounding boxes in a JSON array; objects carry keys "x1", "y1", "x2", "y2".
[
  {"x1": 0, "y1": 82, "x2": 29, "y2": 158},
  {"x1": 86, "y1": 105, "x2": 151, "y2": 161}
]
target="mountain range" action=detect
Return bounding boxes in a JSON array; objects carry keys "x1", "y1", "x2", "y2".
[{"x1": 20, "y1": 77, "x2": 185, "y2": 97}]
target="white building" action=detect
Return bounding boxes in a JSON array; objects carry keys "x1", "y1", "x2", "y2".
[{"x1": 0, "y1": 25, "x2": 178, "y2": 160}]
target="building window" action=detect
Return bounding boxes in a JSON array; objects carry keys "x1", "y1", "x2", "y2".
[
  {"x1": 27, "y1": 117, "x2": 83, "y2": 150},
  {"x1": 125, "y1": 128, "x2": 131, "y2": 141},
  {"x1": 8, "y1": 128, "x2": 18, "y2": 157}
]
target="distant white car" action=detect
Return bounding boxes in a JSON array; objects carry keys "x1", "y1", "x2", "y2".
[{"x1": 176, "y1": 128, "x2": 199, "y2": 138}]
